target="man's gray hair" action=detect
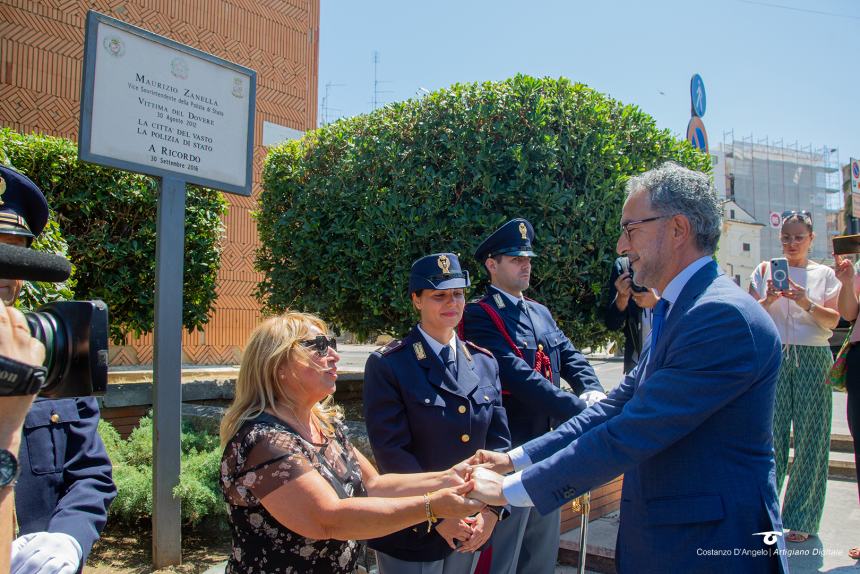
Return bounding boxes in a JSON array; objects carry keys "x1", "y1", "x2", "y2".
[{"x1": 625, "y1": 162, "x2": 721, "y2": 254}]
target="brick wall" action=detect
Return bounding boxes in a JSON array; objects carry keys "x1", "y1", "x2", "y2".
[{"x1": 1, "y1": 0, "x2": 320, "y2": 365}]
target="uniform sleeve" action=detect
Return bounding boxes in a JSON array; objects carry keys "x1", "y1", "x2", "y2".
[
  {"x1": 362, "y1": 353, "x2": 424, "y2": 473},
  {"x1": 604, "y1": 258, "x2": 628, "y2": 331},
  {"x1": 463, "y1": 303, "x2": 587, "y2": 421},
  {"x1": 555, "y1": 326, "x2": 604, "y2": 395},
  {"x1": 484, "y1": 356, "x2": 512, "y2": 453},
  {"x1": 47, "y1": 398, "x2": 117, "y2": 562}
]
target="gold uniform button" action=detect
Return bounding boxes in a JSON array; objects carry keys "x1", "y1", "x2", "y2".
[
  {"x1": 458, "y1": 405, "x2": 467, "y2": 414},
  {"x1": 50, "y1": 413, "x2": 60, "y2": 423},
  {"x1": 461, "y1": 434, "x2": 470, "y2": 443},
  {"x1": 484, "y1": 395, "x2": 490, "y2": 401}
]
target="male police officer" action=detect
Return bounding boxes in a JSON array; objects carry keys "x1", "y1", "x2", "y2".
[
  {"x1": 0, "y1": 165, "x2": 116, "y2": 574},
  {"x1": 461, "y1": 218, "x2": 605, "y2": 574}
]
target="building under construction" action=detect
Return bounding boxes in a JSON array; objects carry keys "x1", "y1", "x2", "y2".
[{"x1": 713, "y1": 133, "x2": 842, "y2": 288}]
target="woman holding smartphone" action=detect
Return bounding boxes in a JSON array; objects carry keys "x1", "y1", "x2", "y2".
[{"x1": 748, "y1": 210, "x2": 841, "y2": 543}]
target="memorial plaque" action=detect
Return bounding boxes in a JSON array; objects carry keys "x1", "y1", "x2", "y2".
[{"x1": 80, "y1": 12, "x2": 255, "y2": 196}]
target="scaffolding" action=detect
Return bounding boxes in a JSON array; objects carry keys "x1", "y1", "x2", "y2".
[{"x1": 719, "y1": 131, "x2": 842, "y2": 262}]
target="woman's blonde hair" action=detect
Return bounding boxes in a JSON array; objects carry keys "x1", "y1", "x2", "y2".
[{"x1": 219, "y1": 311, "x2": 343, "y2": 448}]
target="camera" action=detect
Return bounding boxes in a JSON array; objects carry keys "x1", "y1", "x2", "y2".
[{"x1": 25, "y1": 300, "x2": 109, "y2": 398}]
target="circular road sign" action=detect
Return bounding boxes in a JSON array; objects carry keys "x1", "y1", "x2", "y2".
[
  {"x1": 686, "y1": 116, "x2": 709, "y2": 154},
  {"x1": 690, "y1": 73, "x2": 706, "y2": 118}
]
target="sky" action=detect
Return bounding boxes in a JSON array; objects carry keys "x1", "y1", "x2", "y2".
[{"x1": 318, "y1": 0, "x2": 860, "y2": 165}]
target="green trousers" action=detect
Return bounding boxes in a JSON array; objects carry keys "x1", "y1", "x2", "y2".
[{"x1": 773, "y1": 344, "x2": 833, "y2": 534}]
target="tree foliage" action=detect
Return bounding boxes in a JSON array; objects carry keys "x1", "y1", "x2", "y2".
[
  {"x1": 1, "y1": 129, "x2": 227, "y2": 343},
  {"x1": 258, "y1": 75, "x2": 710, "y2": 343}
]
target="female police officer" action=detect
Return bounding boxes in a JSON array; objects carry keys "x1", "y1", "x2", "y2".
[{"x1": 363, "y1": 253, "x2": 511, "y2": 574}]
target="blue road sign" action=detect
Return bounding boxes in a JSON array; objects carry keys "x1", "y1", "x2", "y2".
[
  {"x1": 686, "y1": 116, "x2": 709, "y2": 153},
  {"x1": 691, "y1": 74, "x2": 706, "y2": 118}
]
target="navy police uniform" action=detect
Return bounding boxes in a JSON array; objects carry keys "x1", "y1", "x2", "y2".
[
  {"x1": 0, "y1": 165, "x2": 116, "y2": 573},
  {"x1": 462, "y1": 219, "x2": 603, "y2": 574},
  {"x1": 363, "y1": 253, "x2": 511, "y2": 571}
]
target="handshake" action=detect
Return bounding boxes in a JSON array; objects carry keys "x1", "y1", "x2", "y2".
[{"x1": 437, "y1": 449, "x2": 516, "y2": 514}]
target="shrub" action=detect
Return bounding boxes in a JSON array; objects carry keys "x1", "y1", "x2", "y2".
[
  {"x1": 257, "y1": 75, "x2": 710, "y2": 344},
  {"x1": 1, "y1": 129, "x2": 228, "y2": 343},
  {"x1": 100, "y1": 416, "x2": 225, "y2": 526}
]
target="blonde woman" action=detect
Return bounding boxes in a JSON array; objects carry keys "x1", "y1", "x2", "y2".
[
  {"x1": 219, "y1": 312, "x2": 483, "y2": 574},
  {"x1": 749, "y1": 210, "x2": 840, "y2": 543}
]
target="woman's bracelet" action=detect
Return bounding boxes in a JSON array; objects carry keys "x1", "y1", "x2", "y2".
[{"x1": 424, "y1": 492, "x2": 438, "y2": 532}]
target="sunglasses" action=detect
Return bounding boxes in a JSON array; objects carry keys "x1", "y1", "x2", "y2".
[
  {"x1": 301, "y1": 335, "x2": 337, "y2": 356},
  {"x1": 781, "y1": 210, "x2": 811, "y2": 222}
]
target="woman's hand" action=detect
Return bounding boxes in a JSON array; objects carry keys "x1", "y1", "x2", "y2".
[
  {"x1": 430, "y1": 481, "x2": 485, "y2": 519},
  {"x1": 457, "y1": 510, "x2": 497, "y2": 553},
  {"x1": 782, "y1": 279, "x2": 811, "y2": 310},
  {"x1": 759, "y1": 279, "x2": 782, "y2": 307},
  {"x1": 435, "y1": 518, "x2": 474, "y2": 550},
  {"x1": 835, "y1": 254, "x2": 856, "y2": 286}
]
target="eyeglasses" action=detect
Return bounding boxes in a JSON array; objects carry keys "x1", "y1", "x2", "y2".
[
  {"x1": 780, "y1": 234, "x2": 810, "y2": 245},
  {"x1": 620, "y1": 215, "x2": 669, "y2": 241},
  {"x1": 301, "y1": 335, "x2": 337, "y2": 357},
  {"x1": 781, "y1": 210, "x2": 812, "y2": 223}
]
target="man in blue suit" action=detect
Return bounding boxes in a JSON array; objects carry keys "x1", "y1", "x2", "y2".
[
  {"x1": 466, "y1": 162, "x2": 788, "y2": 573},
  {"x1": 461, "y1": 218, "x2": 605, "y2": 574},
  {"x1": 0, "y1": 165, "x2": 116, "y2": 574}
]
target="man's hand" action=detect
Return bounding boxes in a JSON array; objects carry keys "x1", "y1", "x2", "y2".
[
  {"x1": 11, "y1": 532, "x2": 82, "y2": 574},
  {"x1": 631, "y1": 289, "x2": 659, "y2": 309},
  {"x1": 457, "y1": 510, "x2": 497, "y2": 553},
  {"x1": 467, "y1": 467, "x2": 508, "y2": 506},
  {"x1": 613, "y1": 272, "x2": 633, "y2": 311},
  {"x1": 435, "y1": 518, "x2": 474, "y2": 551},
  {"x1": 465, "y1": 449, "x2": 513, "y2": 475}
]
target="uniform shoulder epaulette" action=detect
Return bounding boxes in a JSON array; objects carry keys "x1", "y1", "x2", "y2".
[
  {"x1": 376, "y1": 339, "x2": 406, "y2": 356},
  {"x1": 464, "y1": 340, "x2": 494, "y2": 357}
]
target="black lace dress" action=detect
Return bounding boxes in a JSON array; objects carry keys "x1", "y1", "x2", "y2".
[{"x1": 220, "y1": 416, "x2": 366, "y2": 573}]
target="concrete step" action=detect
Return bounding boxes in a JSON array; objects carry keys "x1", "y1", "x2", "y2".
[{"x1": 788, "y1": 448, "x2": 856, "y2": 481}]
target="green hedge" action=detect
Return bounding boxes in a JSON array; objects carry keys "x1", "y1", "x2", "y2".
[
  {"x1": 0, "y1": 129, "x2": 227, "y2": 343},
  {"x1": 258, "y1": 75, "x2": 710, "y2": 343},
  {"x1": 99, "y1": 416, "x2": 224, "y2": 526}
]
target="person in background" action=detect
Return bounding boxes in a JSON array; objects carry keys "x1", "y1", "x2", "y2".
[
  {"x1": 219, "y1": 311, "x2": 484, "y2": 574},
  {"x1": 833, "y1": 253, "x2": 860, "y2": 560},
  {"x1": 604, "y1": 255, "x2": 660, "y2": 373},
  {"x1": 462, "y1": 218, "x2": 605, "y2": 574},
  {"x1": 364, "y1": 253, "x2": 511, "y2": 574},
  {"x1": 0, "y1": 165, "x2": 116, "y2": 574},
  {"x1": 749, "y1": 210, "x2": 840, "y2": 543}
]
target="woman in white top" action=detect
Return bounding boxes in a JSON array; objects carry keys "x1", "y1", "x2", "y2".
[{"x1": 749, "y1": 210, "x2": 841, "y2": 543}]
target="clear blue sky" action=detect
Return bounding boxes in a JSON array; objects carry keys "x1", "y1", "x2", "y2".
[{"x1": 319, "y1": 0, "x2": 860, "y2": 164}]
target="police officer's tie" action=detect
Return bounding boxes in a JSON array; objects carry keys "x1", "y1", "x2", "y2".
[
  {"x1": 648, "y1": 298, "x2": 670, "y2": 352},
  {"x1": 440, "y1": 345, "x2": 457, "y2": 379}
]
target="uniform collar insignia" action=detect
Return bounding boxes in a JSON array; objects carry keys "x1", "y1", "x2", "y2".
[
  {"x1": 461, "y1": 342, "x2": 472, "y2": 362},
  {"x1": 413, "y1": 341, "x2": 427, "y2": 361},
  {"x1": 492, "y1": 293, "x2": 505, "y2": 308}
]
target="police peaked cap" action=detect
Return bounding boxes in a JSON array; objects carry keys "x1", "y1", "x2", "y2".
[
  {"x1": 0, "y1": 165, "x2": 49, "y2": 243},
  {"x1": 409, "y1": 253, "x2": 471, "y2": 295},
  {"x1": 474, "y1": 218, "x2": 537, "y2": 262}
]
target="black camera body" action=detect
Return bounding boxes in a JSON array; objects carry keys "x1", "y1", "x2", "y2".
[{"x1": 25, "y1": 300, "x2": 109, "y2": 398}]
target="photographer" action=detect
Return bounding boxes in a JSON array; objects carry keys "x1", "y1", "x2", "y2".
[
  {"x1": 604, "y1": 256, "x2": 660, "y2": 373},
  {"x1": 1, "y1": 300, "x2": 46, "y2": 574},
  {"x1": 0, "y1": 166, "x2": 116, "y2": 574}
]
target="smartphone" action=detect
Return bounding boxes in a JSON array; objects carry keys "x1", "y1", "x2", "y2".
[
  {"x1": 770, "y1": 257, "x2": 790, "y2": 291},
  {"x1": 833, "y1": 234, "x2": 860, "y2": 255},
  {"x1": 628, "y1": 268, "x2": 649, "y2": 293}
]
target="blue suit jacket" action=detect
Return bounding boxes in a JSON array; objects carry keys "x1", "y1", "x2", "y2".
[
  {"x1": 363, "y1": 326, "x2": 511, "y2": 561},
  {"x1": 16, "y1": 397, "x2": 117, "y2": 566},
  {"x1": 462, "y1": 286, "x2": 603, "y2": 446},
  {"x1": 518, "y1": 262, "x2": 788, "y2": 573}
]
